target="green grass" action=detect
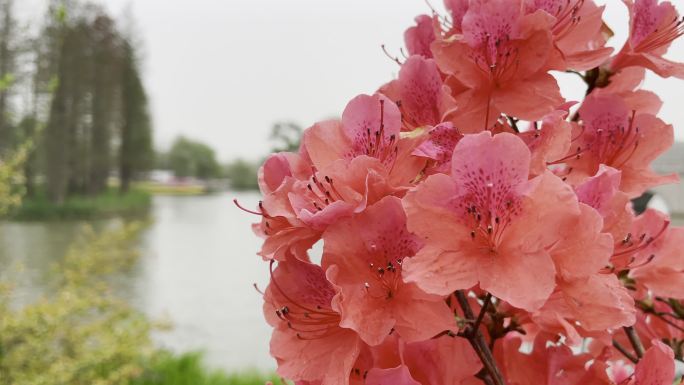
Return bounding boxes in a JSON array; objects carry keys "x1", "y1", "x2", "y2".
[
  {"x1": 133, "y1": 352, "x2": 280, "y2": 385},
  {"x1": 9, "y1": 187, "x2": 152, "y2": 220},
  {"x1": 134, "y1": 181, "x2": 209, "y2": 196}
]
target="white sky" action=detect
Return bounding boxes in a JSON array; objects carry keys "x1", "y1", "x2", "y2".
[{"x1": 15, "y1": 0, "x2": 684, "y2": 162}]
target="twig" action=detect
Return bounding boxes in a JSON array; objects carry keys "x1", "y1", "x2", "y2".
[
  {"x1": 473, "y1": 293, "x2": 492, "y2": 334},
  {"x1": 456, "y1": 290, "x2": 506, "y2": 385},
  {"x1": 476, "y1": 369, "x2": 496, "y2": 385},
  {"x1": 623, "y1": 326, "x2": 645, "y2": 359},
  {"x1": 506, "y1": 116, "x2": 519, "y2": 133},
  {"x1": 613, "y1": 340, "x2": 639, "y2": 364}
]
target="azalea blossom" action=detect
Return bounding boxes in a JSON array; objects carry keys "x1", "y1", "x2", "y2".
[
  {"x1": 323, "y1": 196, "x2": 454, "y2": 345},
  {"x1": 525, "y1": 0, "x2": 614, "y2": 71},
  {"x1": 246, "y1": 0, "x2": 684, "y2": 382},
  {"x1": 303, "y1": 93, "x2": 426, "y2": 188},
  {"x1": 264, "y1": 257, "x2": 364, "y2": 385},
  {"x1": 562, "y1": 92, "x2": 678, "y2": 197},
  {"x1": 380, "y1": 55, "x2": 455, "y2": 131},
  {"x1": 405, "y1": 15, "x2": 436, "y2": 58},
  {"x1": 402, "y1": 131, "x2": 583, "y2": 311},
  {"x1": 433, "y1": 0, "x2": 564, "y2": 130},
  {"x1": 611, "y1": 0, "x2": 684, "y2": 79}
]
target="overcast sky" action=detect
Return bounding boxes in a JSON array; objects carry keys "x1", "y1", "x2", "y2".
[{"x1": 16, "y1": 0, "x2": 684, "y2": 162}]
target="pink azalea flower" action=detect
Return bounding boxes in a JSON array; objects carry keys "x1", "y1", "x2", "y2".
[
  {"x1": 564, "y1": 92, "x2": 678, "y2": 197},
  {"x1": 402, "y1": 337, "x2": 482, "y2": 384},
  {"x1": 380, "y1": 55, "x2": 455, "y2": 130},
  {"x1": 530, "y1": 200, "x2": 634, "y2": 340},
  {"x1": 264, "y1": 257, "x2": 365, "y2": 385},
  {"x1": 303, "y1": 94, "x2": 426, "y2": 188},
  {"x1": 611, "y1": 208, "x2": 669, "y2": 272},
  {"x1": 287, "y1": 157, "x2": 396, "y2": 231},
  {"x1": 258, "y1": 152, "x2": 311, "y2": 195},
  {"x1": 520, "y1": 109, "x2": 572, "y2": 177},
  {"x1": 412, "y1": 122, "x2": 463, "y2": 175},
  {"x1": 405, "y1": 15, "x2": 436, "y2": 58},
  {"x1": 434, "y1": 0, "x2": 564, "y2": 130},
  {"x1": 252, "y1": 152, "x2": 396, "y2": 261},
  {"x1": 443, "y1": 0, "x2": 469, "y2": 34},
  {"x1": 533, "y1": 273, "x2": 636, "y2": 339},
  {"x1": 612, "y1": 0, "x2": 684, "y2": 79},
  {"x1": 249, "y1": 153, "x2": 320, "y2": 261},
  {"x1": 323, "y1": 196, "x2": 455, "y2": 345},
  {"x1": 594, "y1": 68, "x2": 663, "y2": 117},
  {"x1": 362, "y1": 332, "x2": 482, "y2": 384},
  {"x1": 252, "y1": 1, "x2": 684, "y2": 381},
  {"x1": 402, "y1": 131, "x2": 583, "y2": 311},
  {"x1": 629, "y1": 223, "x2": 684, "y2": 299},
  {"x1": 525, "y1": 0, "x2": 614, "y2": 70},
  {"x1": 574, "y1": 166, "x2": 634, "y2": 241},
  {"x1": 625, "y1": 340, "x2": 677, "y2": 385},
  {"x1": 364, "y1": 366, "x2": 421, "y2": 385}
]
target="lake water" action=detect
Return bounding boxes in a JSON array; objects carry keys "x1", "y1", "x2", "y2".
[
  {"x1": 0, "y1": 193, "x2": 681, "y2": 372},
  {"x1": 0, "y1": 192, "x2": 275, "y2": 372}
]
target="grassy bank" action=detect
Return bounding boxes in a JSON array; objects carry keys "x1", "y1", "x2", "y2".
[
  {"x1": 8, "y1": 188, "x2": 152, "y2": 220},
  {"x1": 0, "y1": 222, "x2": 278, "y2": 385},
  {"x1": 134, "y1": 352, "x2": 278, "y2": 385},
  {"x1": 134, "y1": 181, "x2": 209, "y2": 196}
]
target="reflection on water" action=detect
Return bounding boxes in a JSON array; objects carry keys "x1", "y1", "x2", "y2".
[
  {"x1": 0, "y1": 193, "x2": 682, "y2": 371},
  {"x1": 0, "y1": 192, "x2": 273, "y2": 371}
]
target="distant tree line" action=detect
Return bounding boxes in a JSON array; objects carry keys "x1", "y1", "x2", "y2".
[
  {"x1": 224, "y1": 121, "x2": 302, "y2": 191},
  {"x1": 157, "y1": 136, "x2": 221, "y2": 180},
  {"x1": 155, "y1": 122, "x2": 302, "y2": 191},
  {"x1": 0, "y1": 0, "x2": 153, "y2": 204}
]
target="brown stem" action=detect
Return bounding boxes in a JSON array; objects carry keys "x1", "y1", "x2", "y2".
[
  {"x1": 506, "y1": 116, "x2": 519, "y2": 133},
  {"x1": 613, "y1": 339, "x2": 639, "y2": 364},
  {"x1": 623, "y1": 326, "x2": 645, "y2": 359},
  {"x1": 476, "y1": 369, "x2": 496, "y2": 385},
  {"x1": 456, "y1": 290, "x2": 506, "y2": 385},
  {"x1": 474, "y1": 293, "x2": 492, "y2": 333}
]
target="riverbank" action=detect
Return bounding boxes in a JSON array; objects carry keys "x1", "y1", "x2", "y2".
[
  {"x1": 8, "y1": 188, "x2": 152, "y2": 220},
  {"x1": 0, "y1": 216, "x2": 276, "y2": 385},
  {"x1": 134, "y1": 352, "x2": 277, "y2": 385},
  {"x1": 0, "y1": 193, "x2": 274, "y2": 372},
  {"x1": 135, "y1": 181, "x2": 210, "y2": 196}
]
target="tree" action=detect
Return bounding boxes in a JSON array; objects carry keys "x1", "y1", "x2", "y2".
[
  {"x1": 44, "y1": 14, "x2": 88, "y2": 203},
  {"x1": 269, "y1": 121, "x2": 302, "y2": 153},
  {"x1": 224, "y1": 159, "x2": 258, "y2": 190},
  {"x1": 119, "y1": 41, "x2": 152, "y2": 193},
  {"x1": 167, "y1": 136, "x2": 220, "y2": 180},
  {"x1": 88, "y1": 14, "x2": 121, "y2": 195},
  {"x1": 0, "y1": 0, "x2": 16, "y2": 154}
]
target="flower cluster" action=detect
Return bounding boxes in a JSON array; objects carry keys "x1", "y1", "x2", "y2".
[{"x1": 242, "y1": 0, "x2": 684, "y2": 384}]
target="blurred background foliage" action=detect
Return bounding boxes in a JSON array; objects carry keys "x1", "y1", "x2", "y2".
[
  {"x1": 0, "y1": 118, "x2": 278, "y2": 384},
  {"x1": 0, "y1": 222, "x2": 154, "y2": 385},
  {"x1": 0, "y1": 219, "x2": 279, "y2": 385}
]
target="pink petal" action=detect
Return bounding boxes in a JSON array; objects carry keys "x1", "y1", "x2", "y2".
[
  {"x1": 478, "y1": 244, "x2": 556, "y2": 311},
  {"x1": 303, "y1": 119, "x2": 351, "y2": 170},
  {"x1": 634, "y1": 340, "x2": 676, "y2": 385},
  {"x1": 402, "y1": 245, "x2": 480, "y2": 296},
  {"x1": 365, "y1": 366, "x2": 421, "y2": 385},
  {"x1": 558, "y1": 274, "x2": 636, "y2": 331},
  {"x1": 494, "y1": 73, "x2": 564, "y2": 121},
  {"x1": 550, "y1": 203, "x2": 614, "y2": 280},
  {"x1": 398, "y1": 55, "x2": 444, "y2": 127},
  {"x1": 342, "y1": 94, "x2": 401, "y2": 152},
  {"x1": 404, "y1": 15, "x2": 435, "y2": 58}
]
